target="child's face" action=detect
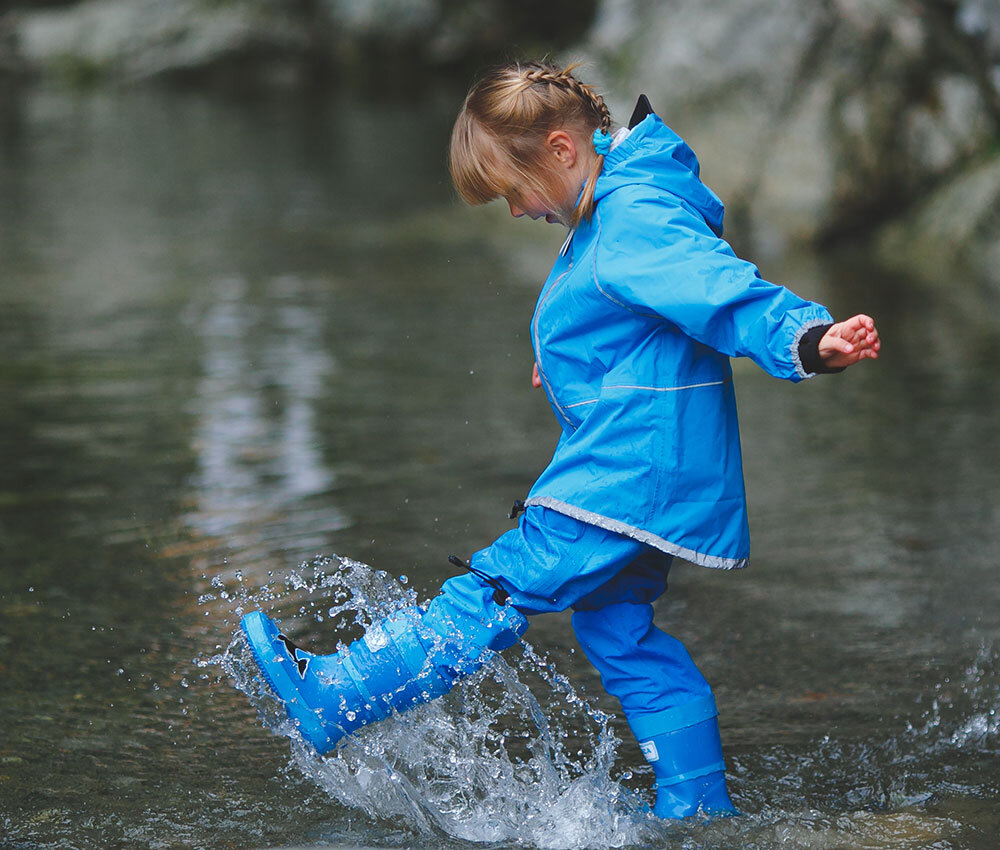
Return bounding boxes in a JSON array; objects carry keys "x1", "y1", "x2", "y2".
[
  {"x1": 505, "y1": 192, "x2": 564, "y2": 225},
  {"x1": 502, "y1": 129, "x2": 592, "y2": 227}
]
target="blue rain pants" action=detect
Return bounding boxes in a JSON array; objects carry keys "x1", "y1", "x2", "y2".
[{"x1": 426, "y1": 505, "x2": 714, "y2": 717}]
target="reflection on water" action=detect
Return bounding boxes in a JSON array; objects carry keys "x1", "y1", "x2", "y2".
[
  {"x1": 188, "y1": 273, "x2": 345, "y2": 554},
  {"x1": 1, "y1": 85, "x2": 999, "y2": 849}
]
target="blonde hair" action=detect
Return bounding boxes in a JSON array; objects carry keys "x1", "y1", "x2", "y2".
[{"x1": 449, "y1": 61, "x2": 612, "y2": 228}]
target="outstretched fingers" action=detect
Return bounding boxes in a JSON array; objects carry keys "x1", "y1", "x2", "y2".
[{"x1": 820, "y1": 314, "x2": 881, "y2": 367}]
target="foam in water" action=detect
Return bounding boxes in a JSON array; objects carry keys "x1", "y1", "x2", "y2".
[{"x1": 211, "y1": 556, "x2": 658, "y2": 847}]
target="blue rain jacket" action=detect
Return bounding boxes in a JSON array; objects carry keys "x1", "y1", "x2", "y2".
[{"x1": 522, "y1": 114, "x2": 834, "y2": 570}]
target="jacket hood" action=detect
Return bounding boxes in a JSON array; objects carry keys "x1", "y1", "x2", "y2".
[{"x1": 593, "y1": 114, "x2": 725, "y2": 236}]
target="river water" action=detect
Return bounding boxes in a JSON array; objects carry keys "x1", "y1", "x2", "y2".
[{"x1": 1, "y1": 86, "x2": 998, "y2": 850}]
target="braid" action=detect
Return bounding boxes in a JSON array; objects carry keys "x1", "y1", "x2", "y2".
[{"x1": 516, "y1": 62, "x2": 612, "y2": 134}]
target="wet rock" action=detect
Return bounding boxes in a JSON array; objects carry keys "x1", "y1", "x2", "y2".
[
  {"x1": 2, "y1": 0, "x2": 596, "y2": 87},
  {"x1": 585, "y1": 0, "x2": 1000, "y2": 271},
  {"x1": 8, "y1": 0, "x2": 322, "y2": 86},
  {"x1": 877, "y1": 155, "x2": 1000, "y2": 288}
]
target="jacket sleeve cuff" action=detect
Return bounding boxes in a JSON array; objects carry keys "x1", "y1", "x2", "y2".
[{"x1": 798, "y1": 323, "x2": 845, "y2": 375}]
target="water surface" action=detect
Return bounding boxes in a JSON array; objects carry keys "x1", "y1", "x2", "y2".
[{"x1": 1, "y1": 86, "x2": 999, "y2": 849}]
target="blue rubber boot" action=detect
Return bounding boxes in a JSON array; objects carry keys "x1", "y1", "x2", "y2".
[
  {"x1": 241, "y1": 608, "x2": 453, "y2": 753},
  {"x1": 627, "y1": 695, "x2": 736, "y2": 819},
  {"x1": 241, "y1": 578, "x2": 527, "y2": 754}
]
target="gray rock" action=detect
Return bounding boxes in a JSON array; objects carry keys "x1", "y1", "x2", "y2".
[
  {"x1": 877, "y1": 155, "x2": 1000, "y2": 288},
  {"x1": 10, "y1": 0, "x2": 319, "y2": 85},
  {"x1": 321, "y1": 0, "x2": 437, "y2": 39},
  {"x1": 3, "y1": 0, "x2": 595, "y2": 84},
  {"x1": 583, "y1": 0, "x2": 1000, "y2": 271}
]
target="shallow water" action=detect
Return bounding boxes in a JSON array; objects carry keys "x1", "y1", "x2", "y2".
[{"x1": 1, "y1": 86, "x2": 999, "y2": 849}]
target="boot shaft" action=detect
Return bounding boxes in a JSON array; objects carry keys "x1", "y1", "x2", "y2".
[{"x1": 627, "y1": 694, "x2": 736, "y2": 819}]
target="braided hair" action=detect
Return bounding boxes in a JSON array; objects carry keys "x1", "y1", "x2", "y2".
[{"x1": 450, "y1": 61, "x2": 613, "y2": 228}]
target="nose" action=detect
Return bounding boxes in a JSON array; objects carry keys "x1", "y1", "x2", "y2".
[{"x1": 507, "y1": 199, "x2": 524, "y2": 218}]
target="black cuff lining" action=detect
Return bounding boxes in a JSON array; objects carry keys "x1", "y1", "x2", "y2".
[{"x1": 799, "y1": 323, "x2": 845, "y2": 374}]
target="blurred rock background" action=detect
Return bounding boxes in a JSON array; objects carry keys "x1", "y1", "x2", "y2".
[{"x1": 1, "y1": 0, "x2": 998, "y2": 287}]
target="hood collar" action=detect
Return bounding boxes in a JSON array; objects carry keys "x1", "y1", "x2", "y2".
[{"x1": 595, "y1": 100, "x2": 725, "y2": 237}]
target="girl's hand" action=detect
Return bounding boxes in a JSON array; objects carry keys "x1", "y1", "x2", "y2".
[{"x1": 819, "y1": 314, "x2": 881, "y2": 368}]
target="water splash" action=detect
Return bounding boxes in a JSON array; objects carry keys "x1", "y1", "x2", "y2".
[
  {"x1": 907, "y1": 640, "x2": 1000, "y2": 752},
  {"x1": 210, "y1": 556, "x2": 657, "y2": 848},
  {"x1": 202, "y1": 561, "x2": 999, "y2": 849}
]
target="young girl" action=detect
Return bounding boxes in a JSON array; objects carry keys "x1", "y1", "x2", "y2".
[{"x1": 239, "y1": 61, "x2": 880, "y2": 819}]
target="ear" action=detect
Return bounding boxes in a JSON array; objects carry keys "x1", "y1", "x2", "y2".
[{"x1": 545, "y1": 130, "x2": 578, "y2": 168}]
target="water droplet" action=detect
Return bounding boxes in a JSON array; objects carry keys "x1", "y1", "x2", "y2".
[{"x1": 399, "y1": 575, "x2": 408, "y2": 585}]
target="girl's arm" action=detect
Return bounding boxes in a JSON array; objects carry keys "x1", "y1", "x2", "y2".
[{"x1": 595, "y1": 190, "x2": 875, "y2": 380}]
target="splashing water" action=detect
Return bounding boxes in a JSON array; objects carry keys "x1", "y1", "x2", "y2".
[
  {"x1": 907, "y1": 640, "x2": 1000, "y2": 753},
  {"x1": 209, "y1": 556, "x2": 658, "y2": 848},
  {"x1": 198, "y1": 559, "x2": 1000, "y2": 849}
]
